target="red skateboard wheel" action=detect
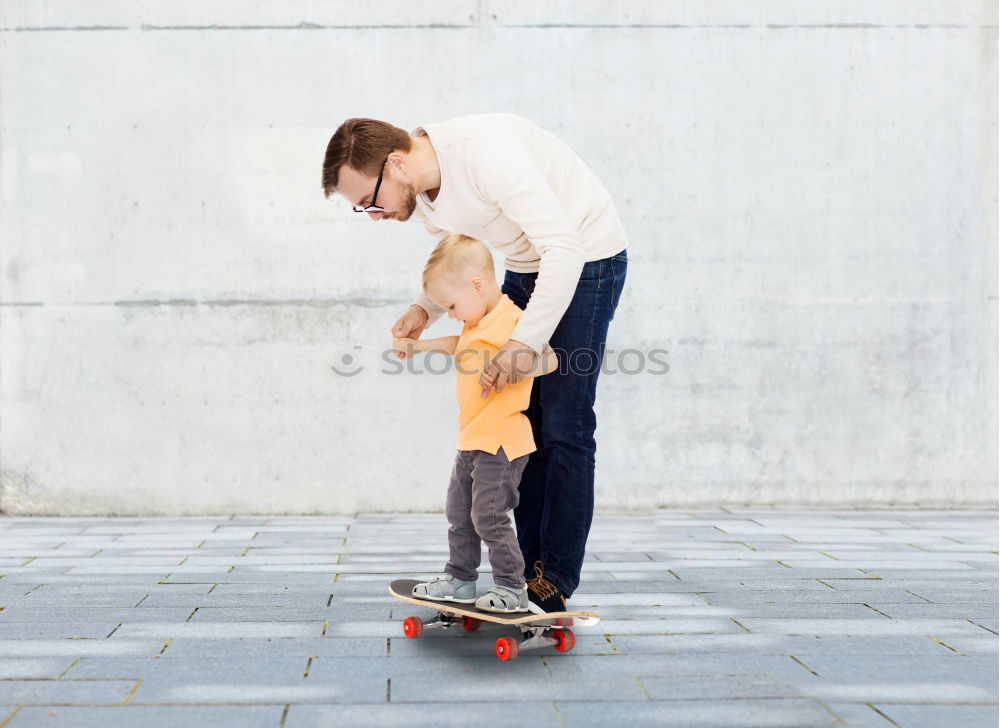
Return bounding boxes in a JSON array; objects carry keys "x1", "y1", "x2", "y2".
[
  {"x1": 402, "y1": 616, "x2": 423, "y2": 638},
  {"x1": 495, "y1": 636, "x2": 519, "y2": 660},
  {"x1": 553, "y1": 628, "x2": 575, "y2": 652},
  {"x1": 462, "y1": 616, "x2": 482, "y2": 632}
]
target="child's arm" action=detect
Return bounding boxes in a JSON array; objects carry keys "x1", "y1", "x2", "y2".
[{"x1": 392, "y1": 335, "x2": 460, "y2": 359}]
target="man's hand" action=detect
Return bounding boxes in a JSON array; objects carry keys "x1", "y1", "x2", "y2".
[
  {"x1": 480, "y1": 339, "x2": 537, "y2": 398},
  {"x1": 391, "y1": 305, "x2": 429, "y2": 358}
]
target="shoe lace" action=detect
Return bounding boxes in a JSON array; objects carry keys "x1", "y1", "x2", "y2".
[{"x1": 526, "y1": 561, "x2": 560, "y2": 601}]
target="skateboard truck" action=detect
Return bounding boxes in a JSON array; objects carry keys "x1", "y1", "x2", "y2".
[
  {"x1": 402, "y1": 610, "x2": 575, "y2": 661},
  {"x1": 402, "y1": 611, "x2": 481, "y2": 637},
  {"x1": 494, "y1": 623, "x2": 576, "y2": 661}
]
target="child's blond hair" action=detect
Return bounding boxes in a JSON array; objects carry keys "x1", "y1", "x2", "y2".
[{"x1": 421, "y1": 233, "x2": 495, "y2": 291}]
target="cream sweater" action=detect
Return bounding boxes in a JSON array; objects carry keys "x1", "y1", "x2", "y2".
[{"x1": 410, "y1": 113, "x2": 627, "y2": 354}]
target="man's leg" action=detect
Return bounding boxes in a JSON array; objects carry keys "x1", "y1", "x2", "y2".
[
  {"x1": 518, "y1": 251, "x2": 628, "y2": 599},
  {"x1": 501, "y1": 271, "x2": 545, "y2": 569}
]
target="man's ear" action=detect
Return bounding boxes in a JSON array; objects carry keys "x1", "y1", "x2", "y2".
[{"x1": 387, "y1": 152, "x2": 406, "y2": 177}]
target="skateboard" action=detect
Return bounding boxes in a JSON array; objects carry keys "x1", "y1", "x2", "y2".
[{"x1": 390, "y1": 579, "x2": 600, "y2": 661}]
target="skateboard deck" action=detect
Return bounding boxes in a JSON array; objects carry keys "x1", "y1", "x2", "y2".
[{"x1": 390, "y1": 579, "x2": 600, "y2": 660}]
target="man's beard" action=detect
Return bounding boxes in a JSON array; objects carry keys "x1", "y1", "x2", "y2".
[{"x1": 396, "y1": 183, "x2": 417, "y2": 221}]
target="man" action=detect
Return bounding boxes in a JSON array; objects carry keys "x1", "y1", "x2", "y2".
[{"x1": 322, "y1": 113, "x2": 628, "y2": 611}]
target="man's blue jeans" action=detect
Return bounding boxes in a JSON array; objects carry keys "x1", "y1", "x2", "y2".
[{"x1": 501, "y1": 249, "x2": 628, "y2": 597}]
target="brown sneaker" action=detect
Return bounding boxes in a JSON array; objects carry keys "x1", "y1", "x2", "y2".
[{"x1": 526, "y1": 561, "x2": 567, "y2": 613}]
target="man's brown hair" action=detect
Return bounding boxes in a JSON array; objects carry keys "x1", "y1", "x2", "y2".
[{"x1": 321, "y1": 118, "x2": 412, "y2": 198}]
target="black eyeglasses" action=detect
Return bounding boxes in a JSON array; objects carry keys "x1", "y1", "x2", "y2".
[{"x1": 352, "y1": 156, "x2": 389, "y2": 213}]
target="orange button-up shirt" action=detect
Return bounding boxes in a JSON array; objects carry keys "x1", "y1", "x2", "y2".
[{"x1": 453, "y1": 294, "x2": 537, "y2": 460}]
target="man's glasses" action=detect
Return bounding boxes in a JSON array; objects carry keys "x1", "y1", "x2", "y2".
[{"x1": 352, "y1": 156, "x2": 389, "y2": 213}]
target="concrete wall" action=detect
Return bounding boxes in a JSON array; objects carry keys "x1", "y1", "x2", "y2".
[{"x1": 1, "y1": 1, "x2": 996, "y2": 514}]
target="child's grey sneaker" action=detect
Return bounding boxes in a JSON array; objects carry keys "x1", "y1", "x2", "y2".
[
  {"x1": 476, "y1": 584, "x2": 529, "y2": 613},
  {"x1": 411, "y1": 574, "x2": 477, "y2": 604}
]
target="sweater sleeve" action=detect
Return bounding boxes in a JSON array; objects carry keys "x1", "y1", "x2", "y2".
[
  {"x1": 474, "y1": 144, "x2": 585, "y2": 354},
  {"x1": 409, "y1": 220, "x2": 449, "y2": 329}
]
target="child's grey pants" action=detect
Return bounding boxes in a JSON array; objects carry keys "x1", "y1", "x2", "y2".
[{"x1": 443, "y1": 447, "x2": 529, "y2": 589}]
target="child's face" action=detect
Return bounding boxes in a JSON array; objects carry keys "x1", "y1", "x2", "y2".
[{"x1": 425, "y1": 274, "x2": 491, "y2": 326}]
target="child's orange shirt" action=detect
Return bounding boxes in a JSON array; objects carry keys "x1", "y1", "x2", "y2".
[{"x1": 453, "y1": 294, "x2": 536, "y2": 460}]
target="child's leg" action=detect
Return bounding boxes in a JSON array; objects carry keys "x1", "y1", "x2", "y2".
[
  {"x1": 412, "y1": 451, "x2": 479, "y2": 603},
  {"x1": 444, "y1": 450, "x2": 481, "y2": 583},
  {"x1": 469, "y1": 447, "x2": 528, "y2": 589}
]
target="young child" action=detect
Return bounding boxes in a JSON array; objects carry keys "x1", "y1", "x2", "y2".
[{"x1": 392, "y1": 233, "x2": 557, "y2": 613}]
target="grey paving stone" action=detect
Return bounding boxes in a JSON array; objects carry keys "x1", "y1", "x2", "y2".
[
  {"x1": 285, "y1": 702, "x2": 562, "y2": 728},
  {"x1": 863, "y1": 603, "x2": 999, "y2": 619},
  {"x1": 110, "y1": 621, "x2": 323, "y2": 639},
  {"x1": 607, "y1": 634, "x2": 955, "y2": 657},
  {"x1": 162, "y1": 572, "x2": 336, "y2": 584},
  {"x1": 822, "y1": 702, "x2": 898, "y2": 727},
  {"x1": 798, "y1": 680, "x2": 995, "y2": 703},
  {"x1": 0, "y1": 607, "x2": 196, "y2": 623},
  {"x1": 0, "y1": 657, "x2": 75, "y2": 678},
  {"x1": 639, "y1": 674, "x2": 800, "y2": 700},
  {"x1": 803, "y1": 653, "x2": 996, "y2": 678},
  {"x1": 602, "y1": 617, "x2": 748, "y2": 635},
  {"x1": 391, "y1": 658, "x2": 646, "y2": 703},
  {"x1": 851, "y1": 568, "x2": 995, "y2": 580},
  {"x1": 0, "y1": 575, "x2": 192, "y2": 587},
  {"x1": 926, "y1": 632, "x2": 999, "y2": 655},
  {"x1": 555, "y1": 698, "x2": 838, "y2": 727},
  {"x1": 875, "y1": 703, "x2": 999, "y2": 728},
  {"x1": 136, "y1": 592, "x2": 329, "y2": 608},
  {"x1": 159, "y1": 636, "x2": 388, "y2": 658},
  {"x1": 64, "y1": 656, "x2": 308, "y2": 681},
  {"x1": 8, "y1": 706, "x2": 285, "y2": 728},
  {"x1": 387, "y1": 630, "x2": 616, "y2": 657},
  {"x1": 209, "y1": 583, "x2": 337, "y2": 595},
  {"x1": 0, "y1": 678, "x2": 137, "y2": 705},
  {"x1": 29, "y1": 557, "x2": 186, "y2": 568},
  {"x1": 670, "y1": 566, "x2": 859, "y2": 581},
  {"x1": 571, "y1": 592, "x2": 709, "y2": 607},
  {"x1": 672, "y1": 577, "x2": 862, "y2": 590},
  {"x1": 733, "y1": 618, "x2": 990, "y2": 637},
  {"x1": 323, "y1": 620, "x2": 398, "y2": 638},
  {"x1": 824, "y1": 550, "x2": 996, "y2": 561},
  {"x1": 26, "y1": 584, "x2": 216, "y2": 597},
  {"x1": 782, "y1": 654, "x2": 998, "y2": 703},
  {"x1": 655, "y1": 603, "x2": 892, "y2": 619},
  {"x1": 968, "y1": 618, "x2": 998, "y2": 633},
  {"x1": 187, "y1": 607, "x2": 341, "y2": 622},
  {"x1": 0, "y1": 622, "x2": 121, "y2": 639},
  {"x1": 574, "y1": 579, "x2": 832, "y2": 593},
  {"x1": 8, "y1": 591, "x2": 157, "y2": 608},
  {"x1": 0, "y1": 510, "x2": 995, "y2": 723},
  {"x1": 832, "y1": 581, "x2": 995, "y2": 599},
  {"x1": 542, "y1": 654, "x2": 804, "y2": 682},
  {"x1": 701, "y1": 589, "x2": 927, "y2": 605},
  {"x1": 0, "y1": 550, "x2": 98, "y2": 558},
  {"x1": 126, "y1": 678, "x2": 384, "y2": 705},
  {"x1": 0, "y1": 639, "x2": 164, "y2": 657}
]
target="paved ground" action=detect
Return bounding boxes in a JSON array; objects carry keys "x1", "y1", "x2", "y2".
[{"x1": 0, "y1": 509, "x2": 996, "y2": 728}]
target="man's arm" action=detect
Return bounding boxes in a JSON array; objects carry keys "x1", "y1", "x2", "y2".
[
  {"x1": 409, "y1": 295, "x2": 446, "y2": 331},
  {"x1": 538, "y1": 344, "x2": 559, "y2": 376},
  {"x1": 475, "y1": 144, "x2": 586, "y2": 355},
  {"x1": 407, "y1": 221, "x2": 450, "y2": 331}
]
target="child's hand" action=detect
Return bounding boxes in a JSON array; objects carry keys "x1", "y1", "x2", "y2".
[{"x1": 392, "y1": 337, "x2": 420, "y2": 360}]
